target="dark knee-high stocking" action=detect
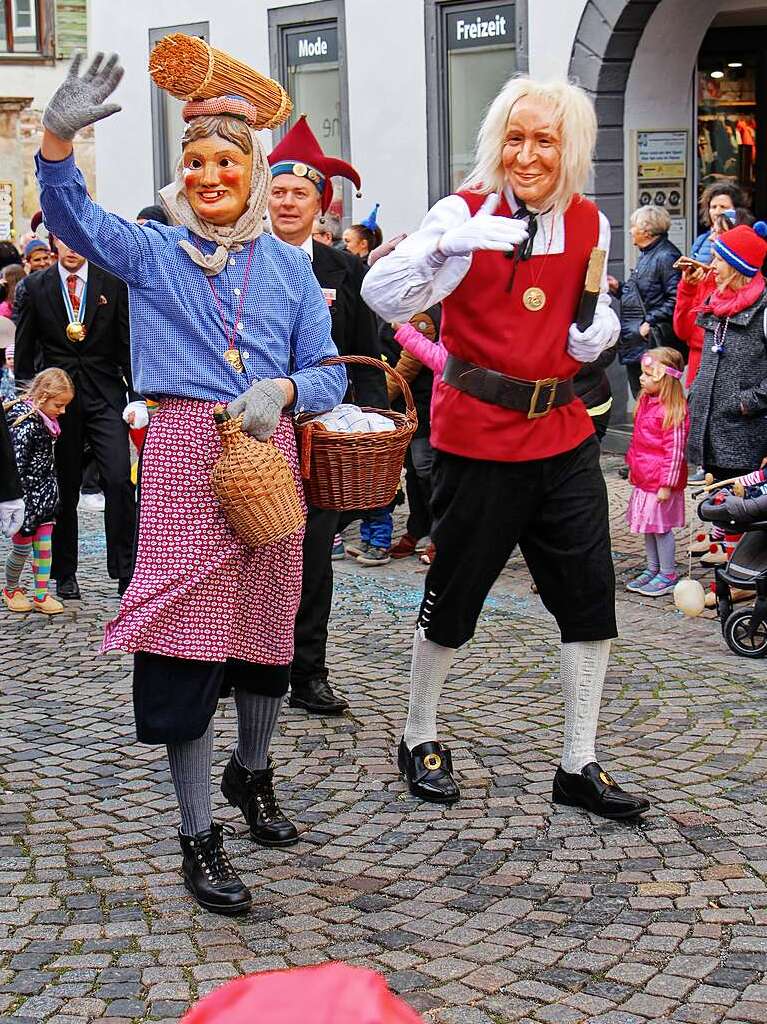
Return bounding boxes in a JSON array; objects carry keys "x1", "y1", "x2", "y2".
[{"x1": 167, "y1": 719, "x2": 214, "y2": 836}]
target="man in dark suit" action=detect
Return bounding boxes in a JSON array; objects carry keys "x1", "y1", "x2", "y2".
[
  {"x1": 15, "y1": 238, "x2": 145, "y2": 599},
  {"x1": 269, "y1": 116, "x2": 387, "y2": 715}
]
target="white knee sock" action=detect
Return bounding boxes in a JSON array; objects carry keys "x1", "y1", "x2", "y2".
[
  {"x1": 559, "y1": 639, "x2": 611, "y2": 774},
  {"x1": 403, "y1": 627, "x2": 456, "y2": 751}
]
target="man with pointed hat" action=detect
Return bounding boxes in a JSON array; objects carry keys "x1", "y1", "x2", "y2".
[
  {"x1": 268, "y1": 115, "x2": 387, "y2": 716},
  {"x1": 35, "y1": 52, "x2": 347, "y2": 914}
]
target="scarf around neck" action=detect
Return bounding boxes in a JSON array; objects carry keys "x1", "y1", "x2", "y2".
[
  {"x1": 705, "y1": 271, "x2": 766, "y2": 318},
  {"x1": 159, "y1": 124, "x2": 271, "y2": 276}
]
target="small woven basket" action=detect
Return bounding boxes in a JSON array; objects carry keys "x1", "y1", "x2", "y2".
[
  {"x1": 211, "y1": 406, "x2": 304, "y2": 547},
  {"x1": 148, "y1": 33, "x2": 292, "y2": 130},
  {"x1": 296, "y1": 356, "x2": 418, "y2": 511}
]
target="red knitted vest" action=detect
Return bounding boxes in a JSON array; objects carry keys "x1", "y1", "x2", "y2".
[{"x1": 431, "y1": 190, "x2": 600, "y2": 461}]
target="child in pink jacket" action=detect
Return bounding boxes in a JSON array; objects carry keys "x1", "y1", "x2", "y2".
[{"x1": 625, "y1": 348, "x2": 690, "y2": 597}]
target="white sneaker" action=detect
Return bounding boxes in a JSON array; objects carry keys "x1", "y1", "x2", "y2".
[{"x1": 78, "y1": 492, "x2": 105, "y2": 513}]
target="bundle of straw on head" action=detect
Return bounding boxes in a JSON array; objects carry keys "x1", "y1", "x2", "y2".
[{"x1": 149, "y1": 33, "x2": 292, "y2": 131}]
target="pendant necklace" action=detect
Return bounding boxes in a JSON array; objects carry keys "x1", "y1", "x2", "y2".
[
  {"x1": 522, "y1": 211, "x2": 555, "y2": 312},
  {"x1": 505, "y1": 203, "x2": 554, "y2": 310},
  {"x1": 61, "y1": 278, "x2": 88, "y2": 342},
  {"x1": 206, "y1": 239, "x2": 256, "y2": 373},
  {"x1": 711, "y1": 316, "x2": 730, "y2": 354}
]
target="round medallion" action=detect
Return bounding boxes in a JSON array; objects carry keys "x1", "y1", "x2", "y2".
[
  {"x1": 292, "y1": 162, "x2": 308, "y2": 178},
  {"x1": 522, "y1": 286, "x2": 547, "y2": 312},
  {"x1": 599, "y1": 771, "x2": 614, "y2": 787},
  {"x1": 223, "y1": 348, "x2": 244, "y2": 373},
  {"x1": 66, "y1": 321, "x2": 86, "y2": 342},
  {"x1": 423, "y1": 753, "x2": 442, "y2": 771}
]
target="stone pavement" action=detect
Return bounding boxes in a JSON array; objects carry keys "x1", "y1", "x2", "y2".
[{"x1": 1, "y1": 459, "x2": 766, "y2": 1024}]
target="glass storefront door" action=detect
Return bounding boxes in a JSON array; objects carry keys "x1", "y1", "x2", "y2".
[
  {"x1": 697, "y1": 27, "x2": 767, "y2": 228},
  {"x1": 283, "y1": 22, "x2": 345, "y2": 219}
]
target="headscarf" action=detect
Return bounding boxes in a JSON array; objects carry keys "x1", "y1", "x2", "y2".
[{"x1": 159, "y1": 123, "x2": 270, "y2": 277}]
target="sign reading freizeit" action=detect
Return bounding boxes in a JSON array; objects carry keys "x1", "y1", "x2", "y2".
[
  {"x1": 446, "y1": 4, "x2": 515, "y2": 51},
  {"x1": 286, "y1": 24, "x2": 339, "y2": 65}
]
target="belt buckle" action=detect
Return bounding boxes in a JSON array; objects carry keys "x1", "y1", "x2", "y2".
[{"x1": 528, "y1": 377, "x2": 558, "y2": 419}]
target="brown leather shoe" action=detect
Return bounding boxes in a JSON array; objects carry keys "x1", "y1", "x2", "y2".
[{"x1": 390, "y1": 533, "x2": 419, "y2": 559}]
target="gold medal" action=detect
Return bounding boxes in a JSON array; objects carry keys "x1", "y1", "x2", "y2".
[
  {"x1": 522, "y1": 286, "x2": 546, "y2": 312},
  {"x1": 223, "y1": 348, "x2": 244, "y2": 373},
  {"x1": 66, "y1": 321, "x2": 86, "y2": 342}
]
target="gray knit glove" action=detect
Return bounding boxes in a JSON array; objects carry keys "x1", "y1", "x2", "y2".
[
  {"x1": 227, "y1": 379, "x2": 285, "y2": 441},
  {"x1": 42, "y1": 51, "x2": 123, "y2": 140}
]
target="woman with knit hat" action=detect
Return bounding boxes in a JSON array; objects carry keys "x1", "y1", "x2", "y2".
[
  {"x1": 688, "y1": 221, "x2": 767, "y2": 486},
  {"x1": 35, "y1": 51, "x2": 347, "y2": 914}
]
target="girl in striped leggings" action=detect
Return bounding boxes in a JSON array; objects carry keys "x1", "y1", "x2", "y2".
[{"x1": 3, "y1": 368, "x2": 74, "y2": 614}]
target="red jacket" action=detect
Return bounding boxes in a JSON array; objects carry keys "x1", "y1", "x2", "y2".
[
  {"x1": 432, "y1": 190, "x2": 599, "y2": 461},
  {"x1": 627, "y1": 393, "x2": 689, "y2": 492},
  {"x1": 673, "y1": 277, "x2": 714, "y2": 385}
]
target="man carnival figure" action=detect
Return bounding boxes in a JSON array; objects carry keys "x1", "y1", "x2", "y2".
[
  {"x1": 268, "y1": 116, "x2": 387, "y2": 715},
  {"x1": 37, "y1": 52, "x2": 347, "y2": 913},
  {"x1": 363, "y1": 78, "x2": 650, "y2": 820}
]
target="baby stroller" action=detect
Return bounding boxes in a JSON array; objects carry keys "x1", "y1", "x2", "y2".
[{"x1": 697, "y1": 487, "x2": 767, "y2": 657}]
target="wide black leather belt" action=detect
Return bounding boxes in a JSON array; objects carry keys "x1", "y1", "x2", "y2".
[{"x1": 443, "y1": 354, "x2": 576, "y2": 420}]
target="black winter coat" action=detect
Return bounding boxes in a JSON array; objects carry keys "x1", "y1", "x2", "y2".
[
  {"x1": 688, "y1": 288, "x2": 767, "y2": 469},
  {"x1": 5, "y1": 401, "x2": 59, "y2": 534},
  {"x1": 619, "y1": 234, "x2": 681, "y2": 364},
  {"x1": 310, "y1": 241, "x2": 388, "y2": 409}
]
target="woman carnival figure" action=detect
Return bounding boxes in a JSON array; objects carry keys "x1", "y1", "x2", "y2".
[
  {"x1": 36, "y1": 51, "x2": 347, "y2": 914},
  {"x1": 363, "y1": 77, "x2": 650, "y2": 821}
]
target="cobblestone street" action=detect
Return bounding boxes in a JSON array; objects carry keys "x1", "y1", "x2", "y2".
[{"x1": 1, "y1": 457, "x2": 766, "y2": 1024}]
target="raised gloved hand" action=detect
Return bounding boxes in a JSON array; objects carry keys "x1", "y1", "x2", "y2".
[
  {"x1": 227, "y1": 379, "x2": 286, "y2": 441},
  {"x1": 438, "y1": 193, "x2": 528, "y2": 258},
  {"x1": 122, "y1": 401, "x2": 149, "y2": 429},
  {"x1": 42, "y1": 51, "x2": 124, "y2": 141},
  {"x1": 0, "y1": 498, "x2": 25, "y2": 538},
  {"x1": 567, "y1": 312, "x2": 616, "y2": 363}
]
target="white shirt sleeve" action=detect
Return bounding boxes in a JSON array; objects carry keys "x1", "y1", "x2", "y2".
[
  {"x1": 361, "y1": 195, "x2": 473, "y2": 320},
  {"x1": 595, "y1": 211, "x2": 620, "y2": 346}
]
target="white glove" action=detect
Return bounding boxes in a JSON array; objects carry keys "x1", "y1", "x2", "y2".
[
  {"x1": 567, "y1": 315, "x2": 616, "y2": 363},
  {"x1": 438, "y1": 192, "x2": 529, "y2": 257},
  {"x1": 123, "y1": 401, "x2": 149, "y2": 429},
  {"x1": 0, "y1": 498, "x2": 25, "y2": 538}
]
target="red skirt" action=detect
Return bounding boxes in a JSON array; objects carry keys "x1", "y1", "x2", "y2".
[{"x1": 102, "y1": 399, "x2": 305, "y2": 664}]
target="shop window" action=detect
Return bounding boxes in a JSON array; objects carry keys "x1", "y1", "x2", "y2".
[
  {"x1": 426, "y1": 1, "x2": 526, "y2": 202},
  {"x1": 149, "y1": 22, "x2": 209, "y2": 197},
  {"x1": 0, "y1": 0, "x2": 54, "y2": 56},
  {"x1": 697, "y1": 49, "x2": 758, "y2": 223},
  {"x1": 268, "y1": 1, "x2": 351, "y2": 220}
]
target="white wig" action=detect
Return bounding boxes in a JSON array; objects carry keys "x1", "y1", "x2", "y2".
[{"x1": 460, "y1": 77, "x2": 598, "y2": 215}]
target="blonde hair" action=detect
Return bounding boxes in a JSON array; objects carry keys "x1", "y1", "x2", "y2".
[
  {"x1": 635, "y1": 347, "x2": 686, "y2": 429},
  {"x1": 630, "y1": 204, "x2": 671, "y2": 237},
  {"x1": 5, "y1": 368, "x2": 75, "y2": 426},
  {"x1": 711, "y1": 254, "x2": 752, "y2": 294},
  {"x1": 459, "y1": 77, "x2": 597, "y2": 215}
]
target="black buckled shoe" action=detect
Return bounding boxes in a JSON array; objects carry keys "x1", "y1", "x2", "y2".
[
  {"x1": 398, "y1": 739, "x2": 460, "y2": 804},
  {"x1": 179, "y1": 822, "x2": 252, "y2": 915},
  {"x1": 55, "y1": 575, "x2": 81, "y2": 600},
  {"x1": 553, "y1": 762, "x2": 650, "y2": 820},
  {"x1": 289, "y1": 674, "x2": 349, "y2": 715},
  {"x1": 221, "y1": 755, "x2": 299, "y2": 847}
]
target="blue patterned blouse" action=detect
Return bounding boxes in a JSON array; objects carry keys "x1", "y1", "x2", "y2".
[{"x1": 35, "y1": 153, "x2": 347, "y2": 412}]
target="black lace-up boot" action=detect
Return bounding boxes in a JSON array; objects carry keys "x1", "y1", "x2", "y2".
[
  {"x1": 221, "y1": 755, "x2": 299, "y2": 847},
  {"x1": 179, "y1": 822, "x2": 252, "y2": 915}
]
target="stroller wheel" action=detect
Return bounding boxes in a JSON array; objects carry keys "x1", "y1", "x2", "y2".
[{"x1": 723, "y1": 607, "x2": 767, "y2": 658}]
